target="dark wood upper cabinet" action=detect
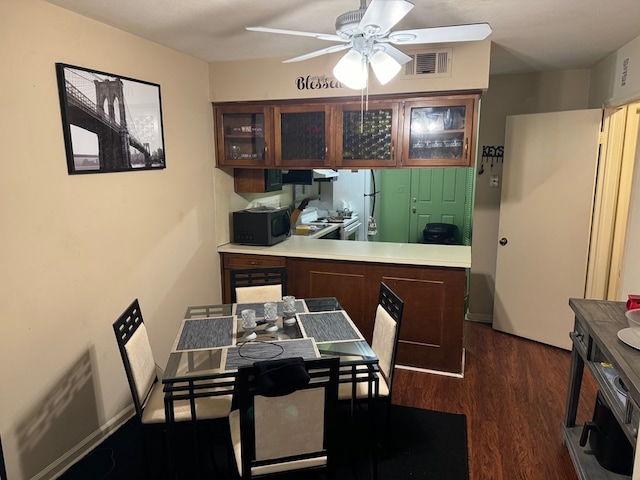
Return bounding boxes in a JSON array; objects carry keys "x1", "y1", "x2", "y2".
[
  {"x1": 215, "y1": 104, "x2": 273, "y2": 167},
  {"x1": 400, "y1": 94, "x2": 479, "y2": 167},
  {"x1": 334, "y1": 99, "x2": 400, "y2": 168},
  {"x1": 214, "y1": 92, "x2": 480, "y2": 169},
  {"x1": 274, "y1": 103, "x2": 333, "y2": 169}
]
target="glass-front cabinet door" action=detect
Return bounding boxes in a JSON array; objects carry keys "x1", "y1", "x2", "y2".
[
  {"x1": 215, "y1": 105, "x2": 272, "y2": 167},
  {"x1": 401, "y1": 95, "x2": 478, "y2": 167},
  {"x1": 336, "y1": 101, "x2": 399, "y2": 168},
  {"x1": 274, "y1": 104, "x2": 332, "y2": 168}
]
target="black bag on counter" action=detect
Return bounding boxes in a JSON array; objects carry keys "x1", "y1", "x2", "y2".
[{"x1": 423, "y1": 223, "x2": 459, "y2": 245}]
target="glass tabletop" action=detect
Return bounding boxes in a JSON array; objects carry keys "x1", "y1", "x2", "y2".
[{"x1": 163, "y1": 298, "x2": 377, "y2": 384}]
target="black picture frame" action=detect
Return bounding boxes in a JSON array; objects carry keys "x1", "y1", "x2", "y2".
[{"x1": 56, "y1": 63, "x2": 166, "y2": 174}]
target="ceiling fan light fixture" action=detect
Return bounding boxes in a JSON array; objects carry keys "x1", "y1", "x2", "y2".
[
  {"x1": 333, "y1": 49, "x2": 368, "y2": 90},
  {"x1": 369, "y1": 50, "x2": 402, "y2": 85}
]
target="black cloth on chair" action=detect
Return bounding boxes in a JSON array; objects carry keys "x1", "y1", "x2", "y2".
[{"x1": 254, "y1": 357, "x2": 310, "y2": 397}]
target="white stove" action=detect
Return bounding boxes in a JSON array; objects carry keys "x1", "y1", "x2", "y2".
[{"x1": 300, "y1": 207, "x2": 362, "y2": 241}]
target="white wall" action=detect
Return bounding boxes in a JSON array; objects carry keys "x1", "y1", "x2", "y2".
[
  {"x1": 0, "y1": 1, "x2": 219, "y2": 478},
  {"x1": 590, "y1": 34, "x2": 640, "y2": 108},
  {"x1": 588, "y1": 33, "x2": 640, "y2": 301},
  {"x1": 209, "y1": 41, "x2": 491, "y2": 101},
  {"x1": 469, "y1": 70, "x2": 592, "y2": 321},
  {"x1": 620, "y1": 124, "x2": 640, "y2": 299}
]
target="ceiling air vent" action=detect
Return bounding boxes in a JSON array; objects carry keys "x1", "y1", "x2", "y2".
[{"x1": 402, "y1": 48, "x2": 452, "y2": 79}]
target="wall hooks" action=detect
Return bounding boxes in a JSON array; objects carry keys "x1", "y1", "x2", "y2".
[{"x1": 479, "y1": 145, "x2": 504, "y2": 175}]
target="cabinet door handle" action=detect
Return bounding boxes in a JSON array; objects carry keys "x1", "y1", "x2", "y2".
[
  {"x1": 248, "y1": 261, "x2": 261, "y2": 265},
  {"x1": 464, "y1": 138, "x2": 469, "y2": 159}
]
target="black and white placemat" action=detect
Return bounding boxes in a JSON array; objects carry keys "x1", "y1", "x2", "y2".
[
  {"x1": 297, "y1": 310, "x2": 364, "y2": 344},
  {"x1": 223, "y1": 338, "x2": 319, "y2": 370},
  {"x1": 173, "y1": 316, "x2": 235, "y2": 351}
]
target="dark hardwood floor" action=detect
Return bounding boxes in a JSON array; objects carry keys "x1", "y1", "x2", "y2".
[{"x1": 392, "y1": 320, "x2": 598, "y2": 480}]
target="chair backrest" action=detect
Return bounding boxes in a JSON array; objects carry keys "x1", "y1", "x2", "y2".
[
  {"x1": 112, "y1": 299, "x2": 157, "y2": 420},
  {"x1": 372, "y1": 282, "x2": 404, "y2": 391},
  {"x1": 234, "y1": 357, "x2": 339, "y2": 479},
  {"x1": 231, "y1": 267, "x2": 286, "y2": 303}
]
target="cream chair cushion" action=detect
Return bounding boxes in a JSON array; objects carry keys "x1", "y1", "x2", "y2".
[
  {"x1": 124, "y1": 323, "x2": 156, "y2": 406},
  {"x1": 229, "y1": 388, "x2": 327, "y2": 477},
  {"x1": 371, "y1": 304, "x2": 397, "y2": 382},
  {"x1": 235, "y1": 284, "x2": 282, "y2": 304},
  {"x1": 125, "y1": 323, "x2": 232, "y2": 423},
  {"x1": 338, "y1": 371, "x2": 389, "y2": 400},
  {"x1": 338, "y1": 304, "x2": 396, "y2": 401},
  {"x1": 141, "y1": 381, "x2": 233, "y2": 424}
]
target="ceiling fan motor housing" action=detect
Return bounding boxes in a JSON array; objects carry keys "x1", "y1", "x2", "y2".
[{"x1": 335, "y1": 9, "x2": 366, "y2": 38}]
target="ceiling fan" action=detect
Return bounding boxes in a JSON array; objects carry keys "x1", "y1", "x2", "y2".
[{"x1": 247, "y1": 0, "x2": 492, "y2": 89}]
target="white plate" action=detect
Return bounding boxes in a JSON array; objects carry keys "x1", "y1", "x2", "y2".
[{"x1": 617, "y1": 328, "x2": 640, "y2": 350}]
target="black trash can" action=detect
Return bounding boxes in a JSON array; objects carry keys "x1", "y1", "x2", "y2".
[
  {"x1": 580, "y1": 390, "x2": 633, "y2": 475},
  {"x1": 423, "y1": 223, "x2": 459, "y2": 245}
]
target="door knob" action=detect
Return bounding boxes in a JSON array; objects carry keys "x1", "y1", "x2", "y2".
[{"x1": 499, "y1": 237, "x2": 508, "y2": 246}]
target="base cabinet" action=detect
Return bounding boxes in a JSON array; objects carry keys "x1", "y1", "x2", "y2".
[
  {"x1": 371, "y1": 264, "x2": 465, "y2": 374},
  {"x1": 220, "y1": 253, "x2": 286, "y2": 303},
  {"x1": 221, "y1": 253, "x2": 466, "y2": 374}
]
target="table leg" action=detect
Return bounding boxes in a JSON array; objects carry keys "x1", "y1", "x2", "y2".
[{"x1": 563, "y1": 339, "x2": 585, "y2": 428}]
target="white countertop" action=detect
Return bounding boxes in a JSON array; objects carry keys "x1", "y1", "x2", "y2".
[{"x1": 218, "y1": 236, "x2": 471, "y2": 268}]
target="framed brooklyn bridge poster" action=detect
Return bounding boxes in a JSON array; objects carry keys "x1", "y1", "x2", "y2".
[{"x1": 56, "y1": 63, "x2": 166, "y2": 174}]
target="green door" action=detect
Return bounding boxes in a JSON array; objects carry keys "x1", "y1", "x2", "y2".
[
  {"x1": 409, "y1": 168, "x2": 469, "y2": 244},
  {"x1": 376, "y1": 169, "x2": 411, "y2": 243},
  {"x1": 377, "y1": 168, "x2": 471, "y2": 244}
]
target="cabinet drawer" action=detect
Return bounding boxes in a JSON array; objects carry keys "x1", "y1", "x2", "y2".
[
  {"x1": 570, "y1": 318, "x2": 589, "y2": 357},
  {"x1": 223, "y1": 254, "x2": 285, "y2": 269}
]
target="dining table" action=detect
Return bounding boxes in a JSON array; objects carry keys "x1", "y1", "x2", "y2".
[{"x1": 161, "y1": 297, "x2": 381, "y2": 421}]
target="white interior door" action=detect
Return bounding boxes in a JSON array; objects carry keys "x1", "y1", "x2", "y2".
[{"x1": 493, "y1": 110, "x2": 601, "y2": 349}]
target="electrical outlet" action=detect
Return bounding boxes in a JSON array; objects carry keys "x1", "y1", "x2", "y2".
[{"x1": 490, "y1": 175, "x2": 500, "y2": 188}]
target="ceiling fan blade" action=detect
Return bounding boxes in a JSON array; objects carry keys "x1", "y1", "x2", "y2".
[
  {"x1": 246, "y1": 26, "x2": 344, "y2": 43},
  {"x1": 375, "y1": 43, "x2": 412, "y2": 65},
  {"x1": 282, "y1": 44, "x2": 352, "y2": 63},
  {"x1": 359, "y1": 0, "x2": 414, "y2": 36},
  {"x1": 387, "y1": 23, "x2": 492, "y2": 44}
]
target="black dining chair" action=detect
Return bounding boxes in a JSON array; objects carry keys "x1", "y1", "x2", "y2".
[
  {"x1": 112, "y1": 299, "x2": 233, "y2": 476},
  {"x1": 228, "y1": 357, "x2": 340, "y2": 479},
  {"x1": 0, "y1": 433, "x2": 6, "y2": 480},
  {"x1": 339, "y1": 282, "x2": 404, "y2": 449},
  {"x1": 230, "y1": 267, "x2": 287, "y2": 303}
]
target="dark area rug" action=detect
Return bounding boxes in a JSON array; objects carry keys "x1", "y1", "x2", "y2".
[
  {"x1": 335, "y1": 404, "x2": 469, "y2": 480},
  {"x1": 59, "y1": 405, "x2": 468, "y2": 480}
]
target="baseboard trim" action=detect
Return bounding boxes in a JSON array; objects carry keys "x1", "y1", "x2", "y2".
[
  {"x1": 32, "y1": 406, "x2": 135, "y2": 480},
  {"x1": 397, "y1": 348, "x2": 466, "y2": 379},
  {"x1": 466, "y1": 312, "x2": 493, "y2": 324}
]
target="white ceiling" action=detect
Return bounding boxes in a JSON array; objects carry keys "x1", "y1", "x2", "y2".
[{"x1": 47, "y1": 0, "x2": 640, "y2": 75}]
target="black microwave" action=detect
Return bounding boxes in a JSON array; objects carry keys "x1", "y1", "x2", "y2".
[{"x1": 232, "y1": 206, "x2": 291, "y2": 246}]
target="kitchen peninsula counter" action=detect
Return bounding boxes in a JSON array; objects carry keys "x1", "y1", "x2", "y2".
[
  {"x1": 218, "y1": 237, "x2": 471, "y2": 268},
  {"x1": 219, "y1": 238, "x2": 470, "y2": 374}
]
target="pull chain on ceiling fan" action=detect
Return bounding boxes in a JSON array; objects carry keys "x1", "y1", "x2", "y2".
[{"x1": 247, "y1": 0, "x2": 492, "y2": 89}]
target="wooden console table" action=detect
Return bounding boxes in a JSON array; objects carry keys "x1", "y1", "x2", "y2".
[{"x1": 564, "y1": 298, "x2": 640, "y2": 479}]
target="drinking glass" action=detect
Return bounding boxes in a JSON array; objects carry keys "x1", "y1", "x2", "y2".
[
  {"x1": 283, "y1": 296, "x2": 296, "y2": 325},
  {"x1": 264, "y1": 302, "x2": 278, "y2": 332},
  {"x1": 241, "y1": 309, "x2": 257, "y2": 340}
]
